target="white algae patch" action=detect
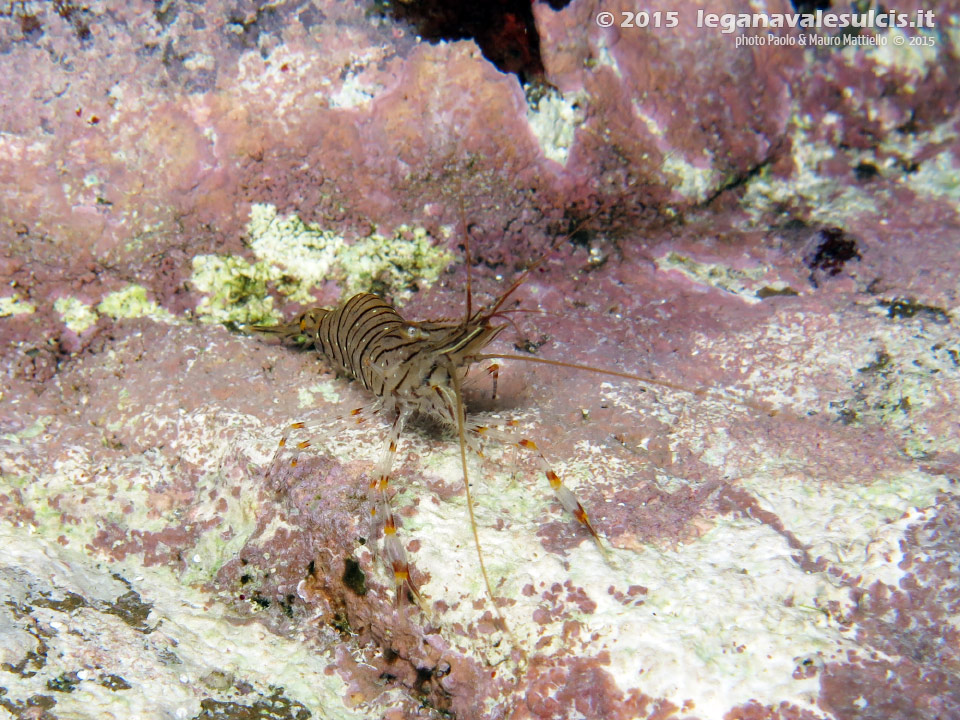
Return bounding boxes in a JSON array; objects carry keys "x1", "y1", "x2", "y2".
[
  {"x1": 526, "y1": 89, "x2": 587, "y2": 165},
  {"x1": 52, "y1": 286, "x2": 176, "y2": 333},
  {"x1": 54, "y1": 296, "x2": 99, "y2": 333},
  {"x1": 98, "y1": 284, "x2": 177, "y2": 323}
]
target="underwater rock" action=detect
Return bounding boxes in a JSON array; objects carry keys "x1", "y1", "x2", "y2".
[{"x1": 2, "y1": 0, "x2": 960, "y2": 718}]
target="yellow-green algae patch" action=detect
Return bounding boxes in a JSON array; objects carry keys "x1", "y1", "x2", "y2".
[
  {"x1": 190, "y1": 254, "x2": 280, "y2": 326},
  {"x1": 845, "y1": 109, "x2": 958, "y2": 205},
  {"x1": 190, "y1": 204, "x2": 453, "y2": 326},
  {"x1": 53, "y1": 288, "x2": 177, "y2": 332},
  {"x1": 0, "y1": 293, "x2": 35, "y2": 317},
  {"x1": 54, "y1": 296, "x2": 99, "y2": 333},
  {"x1": 2, "y1": 416, "x2": 52, "y2": 443},
  {"x1": 97, "y1": 284, "x2": 177, "y2": 323}
]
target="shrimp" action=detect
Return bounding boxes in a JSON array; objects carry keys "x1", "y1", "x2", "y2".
[{"x1": 250, "y1": 259, "x2": 604, "y2": 614}]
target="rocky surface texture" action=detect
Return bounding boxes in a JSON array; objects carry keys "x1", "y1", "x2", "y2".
[{"x1": 2, "y1": 1, "x2": 959, "y2": 718}]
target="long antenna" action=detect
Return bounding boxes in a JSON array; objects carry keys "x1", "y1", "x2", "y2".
[
  {"x1": 449, "y1": 361, "x2": 522, "y2": 657},
  {"x1": 475, "y1": 353, "x2": 775, "y2": 415},
  {"x1": 458, "y1": 185, "x2": 474, "y2": 325}
]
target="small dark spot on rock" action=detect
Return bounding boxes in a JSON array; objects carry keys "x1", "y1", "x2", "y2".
[
  {"x1": 0, "y1": 638, "x2": 47, "y2": 678},
  {"x1": 46, "y1": 671, "x2": 79, "y2": 692},
  {"x1": 853, "y1": 161, "x2": 879, "y2": 181},
  {"x1": 879, "y1": 298, "x2": 950, "y2": 324},
  {"x1": 782, "y1": 217, "x2": 809, "y2": 232},
  {"x1": 153, "y1": 0, "x2": 178, "y2": 29},
  {"x1": 865, "y1": 278, "x2": 885, "y2": 295},
  {"x1": 195, "y1": 688, "x2": 311, "y2": 720},
  {"x1": 858, "y1": 351, "x2": 891, "y2": 374},
  {"x1": 0, "y1": 692, "x2": 57, "y2": 715},
  {"x1": 105, "y1": 590, "x2": 153, "y2": 632},
  {"x1": 32, "y1": 590, "x2": 86, "y2": 613},
  {"x1": 514, "y1": 336, "x2": 547, "y2": 354},
  {"x1": 331, "y1": 612, "x2": 352, "y2": 635},
  {"x1": 20, "y1": 13, "x2": 43, "y2": 40},
  {"x1": 897, "y1": 110, "x2": 920, "y2": 135},
  {"x1": 251, "y1": 594, "x2": 270, "y2": 609},
  {"x1": 790, "y1": 0, "x2": 831, "y2": 13},
  {"x1": 53, "y1": 0, "x2": 92, "y2": 42},
  {"x1": 835, "y1": 406, "x2": 859, "y2": 425},
  {"x1": 155, "y1": 647, "x2": 182, "y2": 666},
  {"x1": 99, "y1": 673, "x2": 131, "y2": 691},
  {"x1": 756, "y1": 285, "x2": 799, "y2": 299},
  {"x1": 415, "y1": 665, "x2": 433, "y2": 691},
  {"x1": 239, "y1": 573, "x2": 252, "y2": 585},
  {"x1": 568, "y1": 227, "x2": 592, "y2": 249},
  {"x1": 900, "y1": 159, "x2": 920, "y2": 174}
]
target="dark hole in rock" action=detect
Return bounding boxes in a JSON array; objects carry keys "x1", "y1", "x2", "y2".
[
  {"x1": 342, "y1": 557, "x2": 368, "y2": 595},
  {"x1": 853, "y1": 161, "x2": 879, "y2": 181},
  {"x1": 380, "y1": 0, "x2": 573, "y2": 84},
  {"x1": 790, "y1": 0, "x2": 831, "y2": 12}
]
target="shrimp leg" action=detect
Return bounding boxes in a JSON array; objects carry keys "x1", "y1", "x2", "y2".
[{"x1": 369, "y1": 410, "x2": 423, "y2": 606}]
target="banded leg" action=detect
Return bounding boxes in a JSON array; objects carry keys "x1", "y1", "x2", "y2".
[
  {"x1": 470, "y1": 421, "x2": 608, "y2": 558},
  {"x1": 486, "y1": 362, "x2": 500, "y2": 400},
  {"x1": 369, "y1": 410, "x2": 422, "y2": 606},
  {"x1": 271, "y1": 405, "x2": 375, "y2": 469},
  {"x1": 465, "y1": 416, "x2": 520, "y2": 459}
]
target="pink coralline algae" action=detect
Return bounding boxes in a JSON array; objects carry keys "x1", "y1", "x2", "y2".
[{"x1": 2, "y1": 1, "x2": 960, "y2": 719}]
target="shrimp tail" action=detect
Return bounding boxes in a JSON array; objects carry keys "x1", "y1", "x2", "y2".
[{"x1": 247, "y1": 309, "x2": 328, "y2": 346}]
